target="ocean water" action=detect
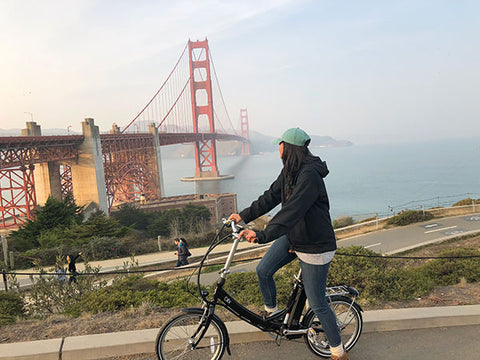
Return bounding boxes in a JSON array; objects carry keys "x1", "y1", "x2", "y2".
[{"x1": 160, "y1": 137, "x2": 480, "y2": 220}]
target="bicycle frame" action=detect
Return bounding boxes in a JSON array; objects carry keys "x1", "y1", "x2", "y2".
[{"x1": 194, "y1": 221, "x2": 310, "y2": 337}]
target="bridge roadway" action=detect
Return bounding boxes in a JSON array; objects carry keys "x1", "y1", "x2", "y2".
[
  {"x1": 0, "y1": 132, "x2": 245, "y2": 169},
  {"x1": 3, "y1": 213, "x2": 480, "y2": 291}
]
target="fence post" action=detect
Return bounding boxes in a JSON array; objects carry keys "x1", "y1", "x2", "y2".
[
  {"x1": 473, "y1": 199, "x2": 476, "y2": 213},
  {"x1": 1, "y1": 236, "x2": 8, "y2": 268},
  {"x1": 375, "y1": 213, "x2": 379, "y2": 230},
  {"x1": 157, "y1": 236, "x2": 162, "y2": 252},
  {"x1": 9, "y1": 251, "x2": 14, "y2": 269},
  {"x1": 2, "y1": 269, "x2": 8, "y2": 292}
]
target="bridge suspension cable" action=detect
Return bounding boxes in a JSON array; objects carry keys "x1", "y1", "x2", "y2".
[
  {"x1": 121, "y1": 43, "x2": 191, "y2": 134},
  {"x1": 209, "y1": 48, "x2": 240, "y2": 136}
]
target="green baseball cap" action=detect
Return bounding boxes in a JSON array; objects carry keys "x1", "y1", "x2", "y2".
[{"x1": 273, "y1": 128, "x2": 311, "y2": 146}]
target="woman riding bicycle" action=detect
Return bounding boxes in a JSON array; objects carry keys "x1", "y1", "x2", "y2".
[{"x1": 229, "y1": 127, "x2": 349, "y2": 360}]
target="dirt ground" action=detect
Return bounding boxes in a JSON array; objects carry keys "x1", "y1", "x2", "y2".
[{"x1": 1, "y1": 235, "x2": 479, "y2": 344}]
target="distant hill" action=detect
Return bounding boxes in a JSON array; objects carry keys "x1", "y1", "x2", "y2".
[
  {"x1": 159, "y1": 130, "x2": 353, "y2": 158},
  {"x1": 0, "y1": 128, "x2": 352, "y2": 158},
  {"x1": 0, "y1": 128, "x2": 78, "y2": 136}
]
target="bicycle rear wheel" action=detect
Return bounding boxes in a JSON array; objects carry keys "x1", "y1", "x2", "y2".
[
  {"x1": 156, "y1": 310, "x2": 227, "y2": 360},
  {"x1": 303, "y1": 296, "x2": 363, "y2": 358}
]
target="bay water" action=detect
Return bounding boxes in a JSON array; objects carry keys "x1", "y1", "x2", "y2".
[{"x1": 160, "y1": 137, "x2": 480, "y2": 221}]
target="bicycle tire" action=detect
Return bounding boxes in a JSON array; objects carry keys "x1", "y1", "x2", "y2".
[
  {"x1": 156, "y1": 310, "x2": 227, "y2": 360},
  {"x1": 303, "y1": 295, "x2": 363, "y2": 358}
]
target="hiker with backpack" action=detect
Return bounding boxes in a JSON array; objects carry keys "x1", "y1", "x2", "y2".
[{"x1": 174, "y1": 238, "x2": 191, "y2": 267}]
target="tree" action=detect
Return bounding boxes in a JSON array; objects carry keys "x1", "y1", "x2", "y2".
[{"x1": 9, "y1": 195, "x2": 84, "y2": 251}]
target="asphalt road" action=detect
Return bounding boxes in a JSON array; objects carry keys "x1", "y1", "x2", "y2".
[{"x1": 337, "y1": 213, "x2": 480, "y2": 254}]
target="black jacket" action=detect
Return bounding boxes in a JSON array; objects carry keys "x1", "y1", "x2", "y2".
[
  {"x1": 239, "y1": 157, "x2": 336, "y2": 254},
  {"x1": 177, "y1": 243, "x2": 190, "y2": 260},
  {"x1": 68, "y1": 254, "x2": 80, "y2": 273}
]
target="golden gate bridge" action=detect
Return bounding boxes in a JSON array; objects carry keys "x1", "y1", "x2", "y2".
[{"x1": 0, "y1": 39, "x2": 250, "y2": 228}]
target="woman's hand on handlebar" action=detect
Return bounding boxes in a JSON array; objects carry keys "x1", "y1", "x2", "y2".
[
  {"x1": 228, "y1": 213, "x2": 242, "y2": 224},
  {"x1": 238, "y1": 229, "x2": 257, "y2": 243}
]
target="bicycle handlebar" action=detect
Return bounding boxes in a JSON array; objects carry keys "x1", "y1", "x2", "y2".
[{"x1": 222, "y1": 218, "x2": 243, "y2": 237}]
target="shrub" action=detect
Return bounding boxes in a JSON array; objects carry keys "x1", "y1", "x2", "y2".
[
  {"x1": 329, "y1": 246, "x2": 436, "y2": 304},
  {"x1": 332, "y1": 216, "x2": 355, "y2": 229},
  {"x1": 64, "y1": 275, "x2": 198, "y2": 316},
  {"x1": 0, "y1": 292, "x2": 24, "y2": 326},
  {"x1": 422, "y1": 248, "x2": 480, "y2": 285},
  {"x1": 452, "y1": 198, "x2": 480, "y2": 207},
  {"x1": 27, "y1": 263, "x2": 105, "y2": 317},
  {"x1": 386, "y1": 210, "x2": 433, "y2": 226},
  {"x1": 81, "y1": 237, "x2": 126, "y2": 260},
  {"x1": 112, "y1": 204, "x2": 151, "y2": 230}
]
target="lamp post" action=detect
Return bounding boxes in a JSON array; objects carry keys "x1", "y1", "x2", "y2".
[{"x1": 24, "y1": 112, "x2": 34, "y2": 121}]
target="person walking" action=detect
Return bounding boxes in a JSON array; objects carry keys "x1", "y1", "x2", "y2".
[
  {"x1": 54, "y1": 265, "x2": 66, "y2": 285},
  {"x1": 229, "y1": 127, "x2": 348, "y2": 360},
  {"x1": 174, "y1": 238, "x2": 190, "y2": 267},
  {"x1": 67, "y1": 252, "x2": 82, "y2": 285}
]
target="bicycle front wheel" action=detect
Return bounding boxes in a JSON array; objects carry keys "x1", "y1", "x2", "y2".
[
  {"x1": 303, "y1": 296, "x2": 363, "y2": 358},
  {"x1": 156, "y1": 310, "x2": 227, "y2": 360}
]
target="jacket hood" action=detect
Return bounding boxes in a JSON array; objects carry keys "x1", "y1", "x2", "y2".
[{"x1": 306, "y1": 156, "x2": 329, "y2": 178}]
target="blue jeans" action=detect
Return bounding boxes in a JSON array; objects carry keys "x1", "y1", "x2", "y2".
[
  {"x1": 256, "y1": 235, "x2": 341, "y2": 347},
  {"x1": 300, "y1": 260, "x2": 342, "y2": 347},
  {"x1": 176, "y1": 258, "x2": 189, "y2": 267},
  {"x1": 256, "y1": 235, "x2": 296, "y2": 309}
]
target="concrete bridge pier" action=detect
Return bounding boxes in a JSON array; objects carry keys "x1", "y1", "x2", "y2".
[
  {"x1": 68, "y1": 118, "x2": 108, "y2": 214},
  {"x1": 35, "y1": 161, "x2": 62, "y2": 204},
  {"x1": 21, "y1": 121, "x2": 63, "y2": 205},
  {"x1": 149, "y1": 123, "x2": 165, "y2": 198}
]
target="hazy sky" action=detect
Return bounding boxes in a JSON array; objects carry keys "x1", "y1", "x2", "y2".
[{"x1": 1, "y1": 0, "x2": 479, "y2": 144}]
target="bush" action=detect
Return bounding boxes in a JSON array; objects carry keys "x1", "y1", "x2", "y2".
[
  {"x1": 0, "y1": 292, "x2": 24, "y2": 326},
  {"x1": 81, "y1": 237, "x2": 126, "y2": 260},
  {"x1": 453, "y1": 198, "x2": 480, "y2": 207},
  {"x1": 422, "y1": 248, "x2": 480, "y2": 285},
  {"x1": 64, "y1": 275, "x2": 198, "y2": 316},
  {"x1": 114, "y1": 204, "x2": 212, "y2": 238},
  {"x1": 26, "y1": 263, "x2": 105, "y2": 317},
  {"x1": 111, "y1": 204, "x2": 151, "y2": 230},
  {"x1": 332, "y1": 216, "x2": 354, "y2": 229},
  {"x1": 386, "y1": 210, "x2": 433, "y2": 226},
  {"x1": 329, "y1": 246, "x2": 436, "y2": 303}
]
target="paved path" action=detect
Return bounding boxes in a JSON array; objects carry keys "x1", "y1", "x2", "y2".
[{"x1": 225, "y1": 324, "x2": 480, "y2": 360}]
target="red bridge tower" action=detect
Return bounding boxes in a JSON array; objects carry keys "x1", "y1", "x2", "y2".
[
  {"x1": 188, "y1": 39, "x2": 219, "y2": 179},
  {"x1": 240, "y1": 108, "x2": 250, "y2": 155}
]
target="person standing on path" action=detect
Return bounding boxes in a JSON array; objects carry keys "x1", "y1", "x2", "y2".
[
  {"x1": 229, "y1": 128, "x2": 348, "y2": 360},
  {"x1": 67, "y1": 252, "x2": 82, "y2": 285}
]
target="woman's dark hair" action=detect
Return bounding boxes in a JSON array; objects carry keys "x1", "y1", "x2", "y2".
[
  {"x1": 179, "y1": 237, "x2": 188, "y2": 247},
  {"x1": 281, "y1": 142, "x2": 315, "y2": 199}
]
